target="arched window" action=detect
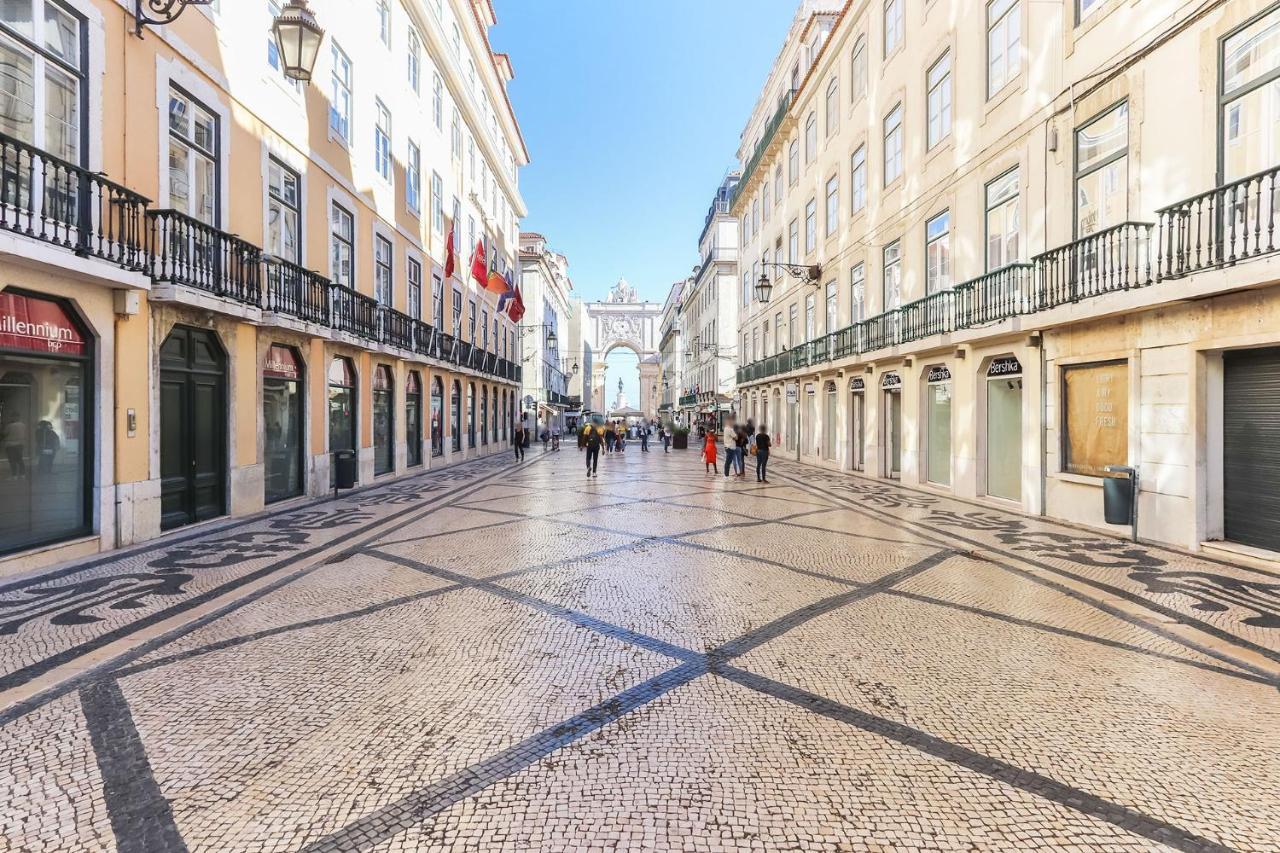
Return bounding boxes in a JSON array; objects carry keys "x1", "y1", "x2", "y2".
[
  {"x1": 431, "y1": 376, "x2": 444, "y2": 457},
  {"x1": 372, "y1": 364, "x2": 394, "y2": 475},
  {"x1": 406, "y1": 371, "x2": 422, "y2": 467},
  {"x1": 788, "y1": 139, "x2": 799, "y2": 185},
  {"x1": 804, "y1": 112, "x2": 817, "y2": 161},
  {"x1": 851, "y1": 35, "x2": 868, "y2": 102},
  {"x1": 480, "y1": 387, "x2": 489, "y2": 446},
  {"x1": 825, "y1": 77, "x2": 839, "y2": 136},
  {"x1": 467, "y1": 382, "x2": 476, "y2": 448}
]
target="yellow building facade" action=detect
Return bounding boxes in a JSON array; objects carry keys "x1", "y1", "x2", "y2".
[
  {"x1": 734, "y1": 0, "x2": 1280, "y2": 557},
  {"x1": 0, "y1": 0, "x2": 527, "y2": 576}
]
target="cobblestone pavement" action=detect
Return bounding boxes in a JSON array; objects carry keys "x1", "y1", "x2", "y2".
[{"x1": 1, "y1": 446, "x2": 1278, "y2": 852}]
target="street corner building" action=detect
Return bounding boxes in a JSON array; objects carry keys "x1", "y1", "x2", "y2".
[
  {"x1": 730, "y1": 0, "x2": 1280, "y2": 558},
  {"x1": 0, "y1": 0, "x2": 529, "y2": 576}
]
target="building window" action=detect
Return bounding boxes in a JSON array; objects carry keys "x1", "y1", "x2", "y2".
[
  {"x1": 775, "y1": 312, "x2": 784, "y2": 350},
  {"x1": 431, "y1": 172, "x2": 444, "y2": 233},
  {"x1": 851, "y1": 35, "x2": 867, "y2": 102},
  {"x1": 468, "y1": 299, "x2": 476, "y2": 343},
  {"x1": 1075, "y1": 101, "x2": 1128, "y2": 237},
  {"x1": 804, "y1": 112, "x2": 817, "y2": 162},
  {"x1": 850, "y1": 263, "x2": 866, "y2": 322},
  {"x1": 804, "y1": 198, "x2": 817, "y2": 253},
  {"x1": 451, "y1": 108, "x2": 461, "y2": 159},
  {"x1": 452, "y1": 287, "x2": 462, "y2": 335},
  {"x1": 926, "y1": 367, "x2": 952, "y2": 486},
  {"x1": 374, "y1": 99, "x2": 391, "y2": 181},
  {"x1": 407, "y1": 28, "x2": 421, "y2": 92},
  {"x1": 788, "y1": 218, "x2": 799, "y2": 261},
  {"x1": 266, "y1": 157, "x2": 300, "y2": 264},
  {"x1": 266, "y1": 0, "x2": 301, "y2": 90},
  {"x1": 774, "y1": 163, "x2": 783, "y2": 207},
  {"x1": 432, "y1": 273, "x2": 443, "y2": 327},
  {"x1": 825, "y1": 76, "x2": 839, "y2": 136},
  {"x1": 432, "y1": 72, "x2": 443, "y2": 130},
  {"x1": 851, "y1": 145, "x2": 866, "y2": 213},
  {"x1": 825, "y1": 174, "x2": 839, "y2": 236},
  {"x1": 330, "y1": 201, "x2": 354, "y2": 286},
  {"x1": 762, "y1": 181, "x2": 770, "y2": 222},
  {"x1": 1062, "y1": 361, "x2": 1128, "y2": 477},
  {"x1": 926, "y1": 51, "x2": 952, "y2": 149},
  {"x1": 788, "y1": 139, "x2": 800, "y2": 185},
  {"x1": 1077, "y1": 0, "x2": 1102, "y2": 23},
  {"x1": 451, "y1": 380, "x2": 461, "y2": 452},
  {"x1": 407, "y1": 256, "x2": 422, "y2": 319},
  {"x1": 884, "y1": 0, "x2": 903, "y2": 55},
  {"x1": 407, "y1": 140, "x2": 421, "y2": 213},
  {"x1": 788, "y1": 304, "x2": 798, "y2": 348},
  {"x1": 805, "y1": 293, "x2": 816, "y2": 341},
  {"x1": 1221, "y1": 9, "x2": 1280, "y2": 183},
  {"x1": 985, "y1": 169, "x2": 1019, "y2": 270},
  {"x1": 926, "y1": 210, "x2": 951, "y2": 294},
  {"x1": 883, "y1": 103, "x2": 903, "y2": 185},
  {"x1": 374, "y1": 234, "x2": 392, "y2": 305},
  {"x1": 825, "y1": 281, "x2": 837, "y2": 332},
  {"x1": 376, "y1": 0, "x2": 390, "y2": 46},
  {"x1": 883, "y1": 240, "x2": 902, "y2": 310},
  {"x1": 168, "y1": 87, "x2": 219, "y2": 226},
  {"x1": 0, "y1": 0, "x2": 84, "y2": 165},
  {"x1": 329, "y1": 42, "x2": 352, "y2": 142},
  {"x1": 988, "y1": 0, "x2": 1021, "y2": 98}
]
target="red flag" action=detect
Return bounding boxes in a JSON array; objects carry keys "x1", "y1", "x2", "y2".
[
  {"x1": 444, "y1": 220, "x2": 457, "y2": 279},
  {"x1": 484, "y1": 242, "x2": 508, "y2": 294},
  {"x1": 507, "y1": 285, "x2": 525, "y2": 322},
  {"x1": 469, "y1": 239, "x2": 486, "y2": 286}
]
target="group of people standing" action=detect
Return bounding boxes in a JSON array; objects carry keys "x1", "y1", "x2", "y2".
[
  {"x1": 702, "y1": 420, "x2": 771, "y2": 483},
  {"x1": 577, "y1": 420, "x2": 658, "y2": 478}
]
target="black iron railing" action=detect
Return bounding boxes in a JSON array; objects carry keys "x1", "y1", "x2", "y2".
[
  {"x1": 1036, "y1": 221, "x2": 1152, "y2": 305},
  {"x1": 1158, "y1": 165, "x2": 1280, "y2": 279},
  {"x1": 900, "y1": 288, "x2": 964, "y2": 341},
  {"x1": 148, "y1": 209, "x2": 262, "y2": 304},
  {"x1": 379, "y1": 306, "x2": 415, "y2": 350},
  {"x1": 265, "y1": 259, "x2": 330, "y2": 324},
  {"x1": 413, "y1": 320, "x2": 436, "y2": 358},
  {"x1": 957, "y1": 262, "x2": 1037, "y2": 324},
  {"x1": 330, "y1": 284, "x2": 378, "y2": 338},
  {"x1": 0, "y1": 131, "x2": 150, "y2": 269}
]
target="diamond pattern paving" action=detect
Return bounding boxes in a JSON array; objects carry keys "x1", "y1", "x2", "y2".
[{"x1": 0, "y1": 448, "x2": 1276, "y2": 852}]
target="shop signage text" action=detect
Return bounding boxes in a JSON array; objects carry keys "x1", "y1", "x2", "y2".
[
  {"x1": 263, "y1": 345, "x2": 302, "y2": 381},
  {"x1": 785, "y1": 383, "x2": 798, "y2": 403},
  {"x1": 0, "y1": 293, "x2": 85, "y2": 356},
  {"x1": 927, "y1": 365, "x2": 952, "y2": 383},
  {"x1": 881, "y1": 372, "x2": 902, "y2": 389},
  {"x1": 849, "y1": 376, "x2": 865, "y2": 391},
  {"x1": 988, "y1": 356, "x2": 1023, "y2": 377}
]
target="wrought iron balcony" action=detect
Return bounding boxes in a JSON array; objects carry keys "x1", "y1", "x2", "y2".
[
  {"x1": 955, "y1": 262, "x2": 1037, "y2": 325},
  {"x1": 679, "y1": 393, "x2": 697, "y2": 407},
  {"x1": 731, "y1": 89, "x2": 796, "y2": 209},
  {"x1": 900, "y1": 288, "x2": 966, "y2": 341},
  {"x1": 378, "y1": 306, "x2": 415, "y2": 350},
  {"x1": 1157, "y1": 164, "x2": 1280, "y2": 279},
  {"x1": 0, "y1": 131, "x2": 150, "y2": 270},
  {"x1": 265, "y1": 259, "x2": 330, "y2": 325},
  {"x1": 329, "y1": 283, "x2": 378, "y2": 339},
  {"x1": 149, "y1": 209, "x2": 262, "y2": 304},
  {"x1": 1035, "y1": 221, "x2": 1153, "y2": 305}
]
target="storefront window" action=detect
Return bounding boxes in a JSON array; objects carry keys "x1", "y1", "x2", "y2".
[
  {"x1": 263, "y1": 344, "x2": 303, "y2": 504},
  {"x1": 430, "y1": 376, "x2": 443, "y2": 458},
  {"x1": 406, "y1": 371, "x2": 422, "y2": 467},
  {"x1": 480, "y1": 387, "x2": 488, "y2": 446},
  {"x1": 986, "y1": 356, "x2": 1023, "y2": 500},
  {"x1": 451, "y1": 380, "x2": 461, "y2": 452},
  {"x1": 824, "y1": 382, "x2": 837, "y2": 460},
  {"x1": 1062, "y1": 360, "x2": 1127, "y2": 476},
  {"x1": 926, "y1": 365, "x2": 952, "y2": 486},
  {"x1": 0, "y1": 290, "x2": 90, "y2": 555},
  {"x1": 805, "y1": 385, "x2": 817, "y2": 456},
  {"x1": 467, "y1": 382, "x2": 475, "y2": 448},
  {"x1": 328, "y1": 356, "x2": 356, "y2": 485},
  {"x1": 372, "y1": 364, "x2": 393, "y2": 475}
]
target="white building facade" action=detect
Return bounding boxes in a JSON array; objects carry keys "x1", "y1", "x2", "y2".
[{"x1": 518, "y1": 232, "x2": 577, "y2": 432}]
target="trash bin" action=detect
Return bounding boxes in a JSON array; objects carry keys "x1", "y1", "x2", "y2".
[
  {"x1": 1102, "y1": 466, "x2": 1136, "y2": 526},
  {"x1": 333, "y1": 450, "x2": 357, "y2": 490}
]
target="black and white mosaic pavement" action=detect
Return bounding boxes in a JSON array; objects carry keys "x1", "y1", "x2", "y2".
[{"x1": 1, "y1": 447, "x2": 1278, "y2": 852}]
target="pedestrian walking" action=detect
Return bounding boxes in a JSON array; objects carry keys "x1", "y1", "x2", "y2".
[
  {"x1": 755, "y1": 424, "x2": 771, "y2": 482},
  {"x1": 702, "y1": 427, "x2": 718, "y2": 474},
  {"x1": 640, "y1": 423, "x2": 650, "y2": 452},
  {"x1": 662, "y1": 426, "x2": 671, "y2": 453},
  {"x1": 733, "y1": 426, "x2": 748, "y2": 477},
  {"x1": 584, "y1": 422, "x2": 602, "y2": 478},
  {"x1": 551, "y1": 426, "x2": 561, "y2": 451},
  {"x1": 35, "y1": 420, "x2": 59, "y2": 476},
  {"x1": 512, "y1": 421, "x2": 526, "y2": 462},
  {"x1": 540, "y1": 427, "x2": 550, "y2": 452},
  {"x1": 3, "y1": 414, "x2": 26, "y2": 478},
  {"x1": 722, "y1": 421, "x2": 737, "y2": 479}
]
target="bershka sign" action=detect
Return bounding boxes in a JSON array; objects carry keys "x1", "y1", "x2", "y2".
[
  {"x1": 849, "y1": 376, "x2": 865, "y2": 392},
  {"x1": 927, "y1": 365, "x2": 952, "y2": 383},
  {"x1": 0, "y1": 292, "x2": 85, "y2": 355},
  {"x1": 263, "y1": 345, "x2": 302, "y2": 380},
  {"x1": 988, "y1": 355, "x2": 1023, "y2": 376},
  {"x1": 785, "y1": 383, "x2": 798, "y2": 403},
  {"x1": 880, "y1": 372, "x2": 902, "y2": 389}
]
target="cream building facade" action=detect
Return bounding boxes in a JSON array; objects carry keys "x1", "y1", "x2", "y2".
[
  {"x1": 0, "y1": 0, "x2": 528, "y2": 576},
  {"x1": 517, "y1": 231, "x2": 577, "y2": 432},
  {"x1": 658, "y1": 278, "x2": 687, "y2": 424},
  {"x1": 734, "y1": 0, "x2": 1280, "y2": 557}
]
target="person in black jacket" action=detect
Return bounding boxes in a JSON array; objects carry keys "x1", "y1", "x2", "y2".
[
  {"x1": 755, "y1": 424, "x2": 771, "y2": 483},
  {"x1": 583, "y1": 422, "x2": 603, "y2": 477}
]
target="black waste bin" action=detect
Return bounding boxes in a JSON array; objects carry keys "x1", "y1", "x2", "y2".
[
  {"x1": 1103, "y1": 467, "x2": 1136, "y2": 526},
  {"x1": 333, "y1": 450, "x2": 357, "y2": 490}
]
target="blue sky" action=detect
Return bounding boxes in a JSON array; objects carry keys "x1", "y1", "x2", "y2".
[{"x1": 494, "y1": 0, "x2": 797, "y2": 305}]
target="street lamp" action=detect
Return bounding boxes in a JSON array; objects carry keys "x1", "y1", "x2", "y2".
[
  {"x1": 546, "y1": 329, "x2": 558, "y2": 351},
  {"x1": 134, "y1": 0, "x2": 213, "y2": 36},
  {"x1": 755, "y1": 262, "x2": 822, "y2": 304},
  {"x1": 272, "y1": 0, "x2": 325, "y2": 83}
]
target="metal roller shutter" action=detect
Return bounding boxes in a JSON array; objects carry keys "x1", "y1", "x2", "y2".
[{"x1": 1223, "y1": 347, "x2": 1280, "y2": 553}]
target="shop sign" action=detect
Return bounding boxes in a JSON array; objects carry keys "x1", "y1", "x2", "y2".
[
  {"x1": 0, "y1": 292, "x2": 85, "y2": 356},
  {"x1": 880, "y1": 372, "x2": 902, "y2": 389},
  {"x1": 849, "y1": 377, "x2": 865, "y2": 392},
  {"x1": 927, "y1": 365, "x2": 952, "y2": 383},
  {"x1": 988, "y1": 355, "x2": 1023, "y2": 377},
  {"x1": 263, "y1": 345, "x2": 302, "y2": 381},
  {"x1": 785, "y1": 383, "x2": 798, "y2": 403}
]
